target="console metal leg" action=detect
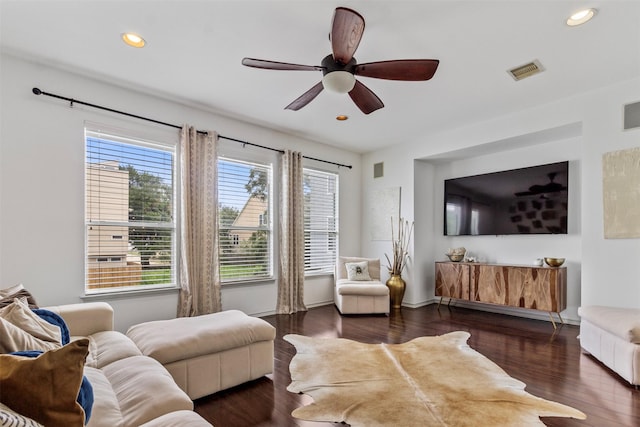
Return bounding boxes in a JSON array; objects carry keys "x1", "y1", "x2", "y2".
[
  {"x1": 548, "y1": 312, "x2": 566, "y2": 330},
  {"x1": 437, "y1": 296, "x2": 455, "y2": 310}
]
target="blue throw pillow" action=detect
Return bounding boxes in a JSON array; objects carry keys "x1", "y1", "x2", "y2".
[
  {"x1": 9, "y1": 350, "x2": 94, "y2": 424},
  {"x1": 77, "y1": 375, "x2": 94, "y2": 422},
  {"x1": 32, "y1": 308, "x2": 70, "y2": 345}
]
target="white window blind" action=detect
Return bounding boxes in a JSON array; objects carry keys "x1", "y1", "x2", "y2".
[
  {"x1": 218, "y1": 157, "x2": 272, "y2": 282},
  {"x1": 85, "y1": 129, "x2": 176, "y2": 292},
  {"x1": 304, "y1": 168, "x2": 338, "y2": 275}
]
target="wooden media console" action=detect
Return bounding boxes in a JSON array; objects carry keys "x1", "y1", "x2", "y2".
[{"x1": 435, "y1": 261, "x2": 567, "y2": 327}]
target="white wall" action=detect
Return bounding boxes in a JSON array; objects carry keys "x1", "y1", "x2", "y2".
[
  {"x1": 3, "y1": 52, "x2": 638, "y2": 331},
  {"x1": 362, "y1": 76, "x2": 640, "y2": 323},
  {"x1": 421, "y1": 137, "x2": 582, "y2": 321},
  {"x1": 0, "y1": 54, "x2": 362, "y2": 331}
]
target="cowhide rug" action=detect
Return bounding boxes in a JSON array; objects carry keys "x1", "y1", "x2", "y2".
[{"x1": 285, "y1": 331, "x2": 586, "y2": 427}]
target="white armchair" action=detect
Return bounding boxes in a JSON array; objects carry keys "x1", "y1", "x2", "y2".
[{"x1": 334, "y1": 256, "x2": 390, "y2": 315}]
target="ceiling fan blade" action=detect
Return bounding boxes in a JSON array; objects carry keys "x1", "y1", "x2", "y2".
[
  {"x1": 285, "y1": 82, "x2": 324, "y2": 111},
  {"x1": 331, "y1": 7, "x2": 365, "y2": 64},
  {"x1": 348, "y1": 80, "x2": 384, "y2": 114},
  {"x1": 355, "y1": 59, "x2": 440, "y2": 81},
  {"x1": 242, "y1": 58, "x2": 323, "y2": 72}
]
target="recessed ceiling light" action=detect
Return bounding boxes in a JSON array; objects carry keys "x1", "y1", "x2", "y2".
[
  {"x1": 336, "y1": 115, "x2": 349, "y2": 121},
  {"x1": 121, "y1": 32, "x2": 146, "y2": 48},
  {"x1": 566, "y1": 8, "x2": 597, "y2": 26}
]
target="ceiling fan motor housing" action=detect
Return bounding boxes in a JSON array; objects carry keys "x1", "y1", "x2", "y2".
[{"x1": 321, "y1": 54, "x2": 357, "y2": 75}]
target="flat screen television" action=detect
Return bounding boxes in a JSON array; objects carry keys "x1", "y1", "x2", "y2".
[{"x1": 444, "y1": 161, "x2": 568, "y2": 236}]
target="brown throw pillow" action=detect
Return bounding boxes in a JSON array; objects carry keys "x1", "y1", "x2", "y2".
[{"x1": 0, "y1": 338, "x2": 89, "y2": 427}]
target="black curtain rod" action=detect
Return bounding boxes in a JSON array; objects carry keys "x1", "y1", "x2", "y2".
[{"x1": 32, "y1": 87, "x2": 352, "y2": 169}]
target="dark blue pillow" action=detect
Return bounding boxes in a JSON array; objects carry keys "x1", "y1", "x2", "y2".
[
  {"x1": 32, "y1": 308, "x2": 70, "y2": 345},
  {"x1": 77, "y1": 375, "x2": 94, "y2": 422},
  {"x1": 10, "y1": 350, "x2": 94, "y2": 424}
]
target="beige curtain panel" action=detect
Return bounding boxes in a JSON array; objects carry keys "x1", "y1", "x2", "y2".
[
  {"x1": 277, "y1": 150, "x2": 307, "y2": 314},
  {"x1": 178, "y1": 125, "x2": 221, "y2": 317}
]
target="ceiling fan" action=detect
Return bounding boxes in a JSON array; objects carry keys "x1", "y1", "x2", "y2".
[
  {"x1": 241, "y1": 7, "x2": 439, "y2": 114},
  {"x1": 515, "y1": 172, "x2": 567, "y2": 197}
]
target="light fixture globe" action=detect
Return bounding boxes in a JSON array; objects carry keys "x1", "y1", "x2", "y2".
[
  {"x1": 320, "y1": 54, "x2": 357, "y2": 93},
  {"x1": 322, "y1": 71, "x2": 356, "y2": 93}
]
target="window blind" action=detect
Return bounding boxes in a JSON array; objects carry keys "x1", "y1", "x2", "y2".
[
  {"x1": 304, "y1": 168, "x2": 339, "y2": 275},
  {"x1": 218, "y1": 157, "x2": 272, "y2": 282},
  {"x1": 85, "y1": 130, "x2": 176, "y2": 292}
]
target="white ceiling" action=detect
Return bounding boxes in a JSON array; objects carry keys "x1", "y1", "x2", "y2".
[{"x1": 2, "y1": 1, "x2": 639, "y2": 153}]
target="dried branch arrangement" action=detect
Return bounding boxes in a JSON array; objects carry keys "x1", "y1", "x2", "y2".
[{"x1": 385, "y1": 217, "x2": 414, "y2": 275}]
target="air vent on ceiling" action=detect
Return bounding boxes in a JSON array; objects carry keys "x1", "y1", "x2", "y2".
[{"x1": 508, "y1": 60, "x2": 544, "y2": 81}]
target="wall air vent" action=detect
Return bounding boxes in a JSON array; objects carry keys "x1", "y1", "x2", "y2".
[
  {"x1": 373, "y1": 162, "x2": 384, "y2": 178},
  {"x1": 624, "y1": 101, "x2": 640, "y2": 130},
  {"x1": 508, "y1": 60, "x2": 544, "y2": 81}
]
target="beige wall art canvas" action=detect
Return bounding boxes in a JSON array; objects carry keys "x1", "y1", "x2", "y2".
[
  {"x1": 603, "y1": 146, "x2": 640, "y2": 238},
  {"x1": 368, "y1": 187, "x2": 400, "y2": 241}
]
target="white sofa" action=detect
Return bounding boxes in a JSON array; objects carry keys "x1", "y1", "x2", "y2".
[
  {"x1": 334, "y1": 257, "x2": 389, "y2": 315},
  {"x1": 578, "y1": 305, "x2": 640, "y2": 386},
  {"x1": 45, "y1": 302, "x2": 213, "y2": 427}
]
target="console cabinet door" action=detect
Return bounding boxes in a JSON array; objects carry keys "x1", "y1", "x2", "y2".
[
  {"x1": 435, "y1": 262, "x2": 470, "y2": 300},
  {"x1": 472, "y1": 264, "x2": 567, "y2": 312},
  {"x1": 471, "y1": 264, "x2": 508, "y2": 305},
  {"x1": 507, "y1": 267, "x2": 566, "y2": 312}
]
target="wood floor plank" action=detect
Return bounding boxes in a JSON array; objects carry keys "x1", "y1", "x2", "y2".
[{"x1": 194, "y1": 304, "x2": 640, "y2": 427}]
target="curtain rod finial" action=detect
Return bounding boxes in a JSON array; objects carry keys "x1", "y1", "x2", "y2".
[{"x1": 32, "y1": 88, "x2": 42, "y2": 95}]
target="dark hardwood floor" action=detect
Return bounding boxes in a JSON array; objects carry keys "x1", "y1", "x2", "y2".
[{"x1": 194, "y1": 304, "x2": 640, "y2": 427}]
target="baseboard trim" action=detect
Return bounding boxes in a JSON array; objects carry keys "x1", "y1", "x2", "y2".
[
  {"x1": 250, "y1": 300, "x2": 334, "y2": 318},
  {"x1": 428, "y1": 298, "x2": 580, "y2": 326},
  {"x1": 253, "y1": 299, "x2": 580, "y2": 326}
]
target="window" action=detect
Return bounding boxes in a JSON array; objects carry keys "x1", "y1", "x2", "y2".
[
  {"x1": 85, "y1": 129, "x2": 176, "y2": 293},
  {"x1": 218, "y1": 157, "x2": 272, "y2": 282},
  {"x1": 303, "y1": 168, "x2": 338, "y2": 275}
]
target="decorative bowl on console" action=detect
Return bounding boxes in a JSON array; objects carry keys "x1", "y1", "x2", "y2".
[
  {"x1": 446, "y1": 247, "x2": 466, "y2": 262},
  {"x1": 544, "y1": 257, "x2": 565, "y2": 267},
  {"x1": 446, "y1": 253, "x2": 465, "y2": 262}
]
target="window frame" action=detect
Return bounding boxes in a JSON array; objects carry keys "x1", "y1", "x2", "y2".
[
  {"x1": 84, "y1": 126, "x2": 179, "y2": 295},
  {"x1": 303, "y1": 167, "x2": 339, "y2": 276},
  {"x1": 217, "y1": 156, "x2": 274, "y2": 284}
]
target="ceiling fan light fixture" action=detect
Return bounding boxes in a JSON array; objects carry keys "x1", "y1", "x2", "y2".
[
  {"x1": 322, "y1": 71, "x2": 356, "y2": 93},
  {"x1": 566, "y1": 8, "x2": 596, "y2": 26}
]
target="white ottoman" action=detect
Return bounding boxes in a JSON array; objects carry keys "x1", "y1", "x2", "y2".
[
  {"x1": 127, "y1": 310, "x2": 276, "y2": 399},
  {"x1": 578, "y1": 305, "x2": 640, "y2": 386}
]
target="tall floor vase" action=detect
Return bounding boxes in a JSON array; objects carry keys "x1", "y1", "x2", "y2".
[{"x1": 386, "y1": 274, "x2": 406, "y2": 310}]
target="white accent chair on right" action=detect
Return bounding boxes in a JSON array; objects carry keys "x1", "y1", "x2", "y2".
[{"x1": 334, "y1": 256, "x2": 390, "y2": 315}]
